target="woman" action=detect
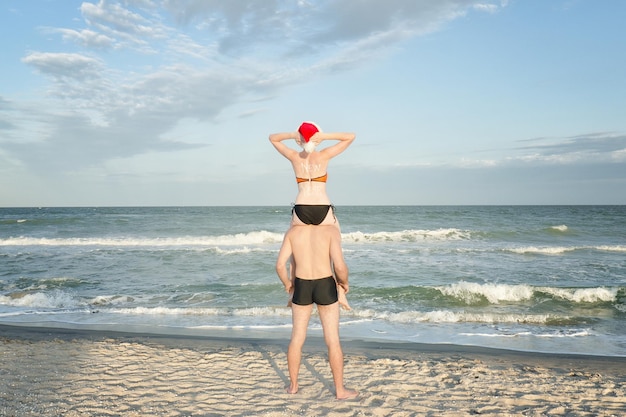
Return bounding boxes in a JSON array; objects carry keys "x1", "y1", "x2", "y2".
[
  {"x1": 270, "y1": 122, "x2": 355, "y2": 310},
  {"x1": 269, "y1": 122, "x2": 356, "y2": 228}
]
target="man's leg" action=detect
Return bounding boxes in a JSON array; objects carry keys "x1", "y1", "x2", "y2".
[
  {"x1": 287, "y1": 303, "x2": 313, "y2": 394},
  {"x1": 317, "y1": 303, "x2": 358, "y2": 400}
]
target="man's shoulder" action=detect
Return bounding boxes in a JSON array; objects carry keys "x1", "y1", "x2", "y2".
[
  {"x1": 317, "y1": 225, "x2": 340, "y2": 240},
  {"x1": 287, "y1": 225, "x2": 337, "y2": 238}
]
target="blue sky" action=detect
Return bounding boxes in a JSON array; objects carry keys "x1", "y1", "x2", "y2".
[{"x1": 1, "y1": 0, "x2": 625, "y2": 207}]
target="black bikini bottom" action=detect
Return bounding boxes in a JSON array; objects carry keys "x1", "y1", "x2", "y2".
[{"x1": 292, "y1": 204, "x2": 335, "y2": 225}]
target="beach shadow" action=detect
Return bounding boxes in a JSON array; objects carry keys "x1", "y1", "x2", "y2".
[
  {"x1": 253, "y1": 343, "x2": 289, "y2": 387},
  {"x1": 301, "y1": 355, "x2": 333, "y2": 394},
  {"x1": 254, "y1": 342, "x2": 334, "y2": 395}
]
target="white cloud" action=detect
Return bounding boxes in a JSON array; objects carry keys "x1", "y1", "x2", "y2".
[
  {"x1": 51, "y1": 28, "x2": 115, "y2": 49},
  {"x1": 21, "y1": 52, "x2": 104, "y2": 81},
  {"x1": 81, "y1": 1, "x2": 169, "y2": 40},
  {"x1": 610, "y1": 148, "x2": 626, "y2": 162},
  {"x1": 512, "y1": 133, "x2": 626, "y2": 165},
  {"x1": 472, "y1": 2, "x2": 506, "y2": 13},
  {"x1": 7, "y1": 1, "x2": 510, "y2": 175}
]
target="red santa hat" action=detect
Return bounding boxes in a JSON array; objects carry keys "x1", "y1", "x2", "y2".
[{"x1": 298, "y1": 122, "x2": 319, "y2": 142}]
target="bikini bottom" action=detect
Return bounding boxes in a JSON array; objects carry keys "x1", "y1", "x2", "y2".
[{"x1": 292, "y1": 204, "x2": 335, "y2": 225}]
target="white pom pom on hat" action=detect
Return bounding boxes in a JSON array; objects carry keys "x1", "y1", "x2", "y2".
[{"x1": 298, "y1": 121, "x2": 321, "y2": 153}]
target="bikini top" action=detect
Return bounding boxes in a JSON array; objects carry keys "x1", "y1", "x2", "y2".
[{"x1": 296, "y1": 173, "x2": 328, "y2": 184}]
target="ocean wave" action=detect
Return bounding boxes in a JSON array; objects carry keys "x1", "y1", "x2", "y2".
[
  {"x1": 433, "y1": 281, "x2": 619, "y2": 305},
  {"x1": 0, "y1": 291, "x2": 81, "y2": 309},
  {"x1": 595, "y1": 245, "x2": 626, "y2": 252},
  {"x1": 0, "y1": 294, "x2": 294, "y2": 321},
  {"x1": 342, "y1": 228, "x2": 472, "y2": 243},
  {"x1": 506, "y1": 246, "x2": 575, "y2": 255},
  {"x1": 0, "y1": 291, "x2": 142, "y2": 310},
  {"x1": 437, "y1": 282, "x2": 535, "y2": 304},
  {"x1": 110, "y1": 306, "x2": 222, "y2": 316},
  {"x1": 0, "y1": 228, "x2": 477, "y2": 248},
  {"x1": 352, "y1": 308, "x2": 562, "y2": 325},
  {"x1": 549, "y1": 225, "x2": 569, "y2": 232},
  {"x1": 460, "y1": 329, "x2": 590, "y2": 339},
  {"x1": 3, "y1": 282, "x2": 620, "y2": 317},
  {"x1": 506, "y1": 245, "x2": 626, "y2": 255},
  {"x1": 1, "y1": 277, "x2": 86, "y2": 292},
  {"x1": 91, "y1": 295, "x2": 136, "y2": 306},
  {"x1": 108, "y1": 306, "x2": 292, "y2": 318},
  {"x1": 214, "y1": 247, "x2": 268, "y2": 255},
  {"x1": 538, "y1": 287, "x2": 618, "y2": 303},
  {"x1": 0, "y1": 231, "x2": 285, "y2": 248}
]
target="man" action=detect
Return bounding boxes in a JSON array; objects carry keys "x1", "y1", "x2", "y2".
[{"x1": 276, "y1": 224, "x2": 358, "y2": 400}]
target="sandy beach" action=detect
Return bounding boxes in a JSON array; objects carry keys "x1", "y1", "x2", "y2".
[{"x1": 1, "y1": 325, "x2": 625, "y2": 417}]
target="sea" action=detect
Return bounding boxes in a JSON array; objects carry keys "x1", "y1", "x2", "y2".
[{"x1": 1, "y1": 206, "x2": 625, "y2": 357}]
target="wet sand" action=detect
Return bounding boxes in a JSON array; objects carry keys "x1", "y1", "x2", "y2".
[{"x1": 1, "y1": 324, "x2": 625, "y2": 416}]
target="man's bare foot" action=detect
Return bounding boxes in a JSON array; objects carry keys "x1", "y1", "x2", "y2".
[
  {"x1": 336, "y1": 387, "x2": 358, "y2": 400},
  {"x1": 337, "y1": 286, "x2": 351, "y2": 311},
  {"x1": 286, "y1": 385, "x2": 298, "y2": 394}
]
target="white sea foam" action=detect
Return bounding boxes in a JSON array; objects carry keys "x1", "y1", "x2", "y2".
[
  {"x1": 595, "y1": 245, "x2": 626, "y2": 252},
  {"x1": 0, "y1": 291, "x2": 80, "y2": 308},
  {"x1": 507, "y1": 246, "x2": 574, "y2": 255},
  {"x1": 90, "y1": 295, "x2": 136, "y2": 306},
  {"x1": 0, "y1": 231, "x2": 285, "y2": 248},
  {"x1": 0, "y1": 228, "x2": 475, "y2": 248},
  {"x1": 342, "y1": 228, "x2": 472, "y2": 243},
  {"x1": 435, "y1": 281, "x2": 618, "y2": 304},
  {"x1": 353, "y1": 308, "x2": 558, "y2": 325},
  {"x1": 189, "y1": 323, "x2": 292, "y2": 330},
  {"x1": 550, "y1": 225, "x2": 568, "y2": 232},
  {"x1": 539, "y1": 286, "x2": 617, "y2": 303},
  {"x1": 438, "y1": 281, "x2": 534, "y2": 304},
  {"x1": 110, "y1": 306, "x2": 221, "y2": 316},
  {"x1": 535, "y1": 330, "x2": 590, "y2": 338},
  {"x1": 460, "y1": 329, "x2": 590, "y2": 338},
  {"x1": 507, "y1": 245, "x2": 626, "y2": 255},
  {"x1": 1, "y1": 293, "x2": 154, "y2": 310},
  {"x1": 233, "y1": 306, "x2": 292, "y2": 317},
  {"x1": 615, "y1": 304, "x2": 626, "y2": 313},
  {"x1": 460, "y1": 332, "x2": 533, "y2": 338},
  {"x1": 214, "y1": 246, "x2": 266, "y2": 255},
  {"x1": 108, "y1": 305, "x2": 291, "y2": 318},
  {"x1": 13, "y1": 276, "x2": 83, "y2": 292}
]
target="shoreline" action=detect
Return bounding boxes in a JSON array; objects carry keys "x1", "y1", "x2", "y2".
[
  {"x1": 2, "y1": 324, "x2": 625, "y2": 416},
  {"x1": 2, "y1": 322, "x2": 625, "y2": 361},
  {"x1": 2, "y1": 322, "x2": 626, "y2": 360}
]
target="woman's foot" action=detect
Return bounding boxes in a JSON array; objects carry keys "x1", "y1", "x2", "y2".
[{"x1": 337, "y1": 285, "x2": 351, "y2": 311}]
